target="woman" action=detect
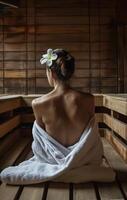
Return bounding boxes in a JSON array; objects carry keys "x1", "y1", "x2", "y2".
[
  {"x1": 0, "y1": 49, "x2": 115, "y2": 185},
  {"x1": 32, "y1": 48, "x2": 95, "y2": 147}
]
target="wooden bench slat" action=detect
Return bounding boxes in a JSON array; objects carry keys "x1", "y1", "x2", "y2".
[
  {"x1": 46, "y1": 183, "x2": 69, "y2": 200},
  {"x1": 103, "y1": 95, "x2": 127, "y2": 116},
  {"x1": 104, "y1": 129, "x2": 127, "y2": 163},
  {"x1": 14, "y1": 148, "x2": 43, "y2": 200},
  {"x1": 0, "y1": 115, "x2": 21, "y2": 138},
  {"x1": 97, "y1": 182, "x2": 124, "y2": 200},
  {"x1": 0, "y1": 183, "x2": 20, "y2": 200},
  {"x1": 0, "y1": 98, "x2": 21, "y2": 114},
  {"x1": 73, "y1": 183, "x2": 97, "y2": 200},
  {"x1": 0, "y1": 137, "x2": 30, "y2": 170},
  {"x1": 14, "y1": 142, "x2": 33, "y2": 165},
  {"x1": 0, "y1": 145, "x2": 33, "y2": 200},
  {"x1": 19, "y1": 185, "x2": 44, "y2": 200},
  {"x1": 0, "y1": 128, "x2": 21, "y2": 158},
  {"x1": 103, "y1": 114, "x2": 127, "y2": 140},
  {"x1": 96, "y1": 138, "x2": 126, "y2": 200},
  {"x1": 102, "y1": 138, "x2": 127, "y2": 181}
]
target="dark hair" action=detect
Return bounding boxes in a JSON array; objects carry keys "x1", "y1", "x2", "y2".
[{"x1": 47, "y1": 49, "x2": 75, "y2": 81}]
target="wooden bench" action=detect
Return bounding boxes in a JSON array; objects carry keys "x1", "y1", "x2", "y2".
[{"x1": 0, "y1": 94, "x2": 127, "y2": 200}]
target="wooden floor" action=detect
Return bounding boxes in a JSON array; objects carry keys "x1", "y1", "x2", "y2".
[{"x1": 0, "y1": 134, "x2": 127, "y2": 200}]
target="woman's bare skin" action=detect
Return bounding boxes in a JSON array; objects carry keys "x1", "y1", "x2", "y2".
[{"x1": 32, "y1": 68, "x2": 95, "y2": 147}]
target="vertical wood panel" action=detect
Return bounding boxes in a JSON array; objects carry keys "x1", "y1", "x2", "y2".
[
  {"x1": 0, "y1": 0, "x2": 118, "y2": 94},
  {"x1": 124, "y1": 26, "x2": 127, "y2": 92}
]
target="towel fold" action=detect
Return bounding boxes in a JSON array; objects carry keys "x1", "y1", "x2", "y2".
[{"x1": 0, "y1": 115, "x2": 116, "y2": 185}]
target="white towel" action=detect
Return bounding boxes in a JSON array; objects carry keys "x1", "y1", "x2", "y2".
[{"x1": 0, "y1": 115, "x2": 115, "y2": 185}]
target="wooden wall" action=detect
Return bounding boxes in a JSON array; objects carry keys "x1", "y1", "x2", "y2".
[
  {"x1": 115, "y1": 0, "x2": 127, "y2": 93},
  {"x1": 0, "y1": 0, "x2": 120, "y2": 94}
]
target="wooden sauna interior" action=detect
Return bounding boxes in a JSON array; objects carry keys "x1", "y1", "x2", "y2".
[{"x1": 0, "y1": 0, "x2": 127, "y2": 199}]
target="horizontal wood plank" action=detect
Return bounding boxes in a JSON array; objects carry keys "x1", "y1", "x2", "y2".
[
  {"x1": 104, "y1": 129, "x2": 127, "y2": 163},
  {"x1": 0, "y1": 115, "x2": 21, "y2": 138},
  {"x1": 0, "y1": 137, "x2": 30, "y2": 170},
  {"x1": 0, "y1": 128, "x2": 21, "y2": 158},
  {"x1": 103, "y1": 96, "x2": 127, "y2": 116},
  {"x1": 0, "y1": 98, "x2": 21, "y2": 114},
  {"x1": 103, "y1": 113, "x2": 127, "y2": 140}
]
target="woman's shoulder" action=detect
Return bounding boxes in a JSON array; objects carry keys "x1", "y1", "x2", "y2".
[
  {"x1": 32, "y1": 90, "x2": 94, "y2": 107},
  {"x1": 31, "y1": 91, "x2": 59, "y2": 111},
  {"x1": 31, "y1": 94, "x2": 50, "y2": 106}
]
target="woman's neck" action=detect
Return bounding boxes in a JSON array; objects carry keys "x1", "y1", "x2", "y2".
[{"x1": 53, "y1": 81, "x2": 71, "y2": 93}]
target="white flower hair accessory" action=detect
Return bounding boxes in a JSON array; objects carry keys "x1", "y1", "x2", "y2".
[{"x1": 40, "y1": 48, "x2": 58, "y2": 67}]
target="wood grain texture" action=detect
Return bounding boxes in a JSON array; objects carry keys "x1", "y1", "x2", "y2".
[
  {"x1": 0, "y1": 97, "x2": 21, "y2": 114},
  {"x1": 0, "y1": 115, "x2": 21, "y2": 138},
  {"x1": 46, "y1": 183, "x2": 69, "y2": 200},
  {"x1": 19, "y1": 186, "x2": 44, "y2": 200},
  {"x1": 0, "y1": 138, "x2": 32, "y2": 200},
  {"x1": 102, "y1": 137, "x2": 127, "y2": 181},
  {"x1": 103, "y1": 113, "x2": 127, "y2": 140},
  {"x1": 0, "y1": 0, "x2": 118, "y2": 94},
  {"x1": 104, "y1": 129, "x2": 127, "y2": 163},
  {"x1": 73, "y1": 183, "x2": 97, "y2": 200},
  {"x1": 97, "y1": 182, "x2": 124, "y2": 200}
]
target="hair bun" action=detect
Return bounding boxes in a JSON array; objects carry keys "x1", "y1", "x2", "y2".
[{"x1": 51, "y1": 49, "x2": 75, "y2": 81}]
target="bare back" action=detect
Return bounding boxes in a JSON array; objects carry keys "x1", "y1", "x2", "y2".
[{"x1": 32, "y1": 89, "x2": 95, "y2": 147}]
